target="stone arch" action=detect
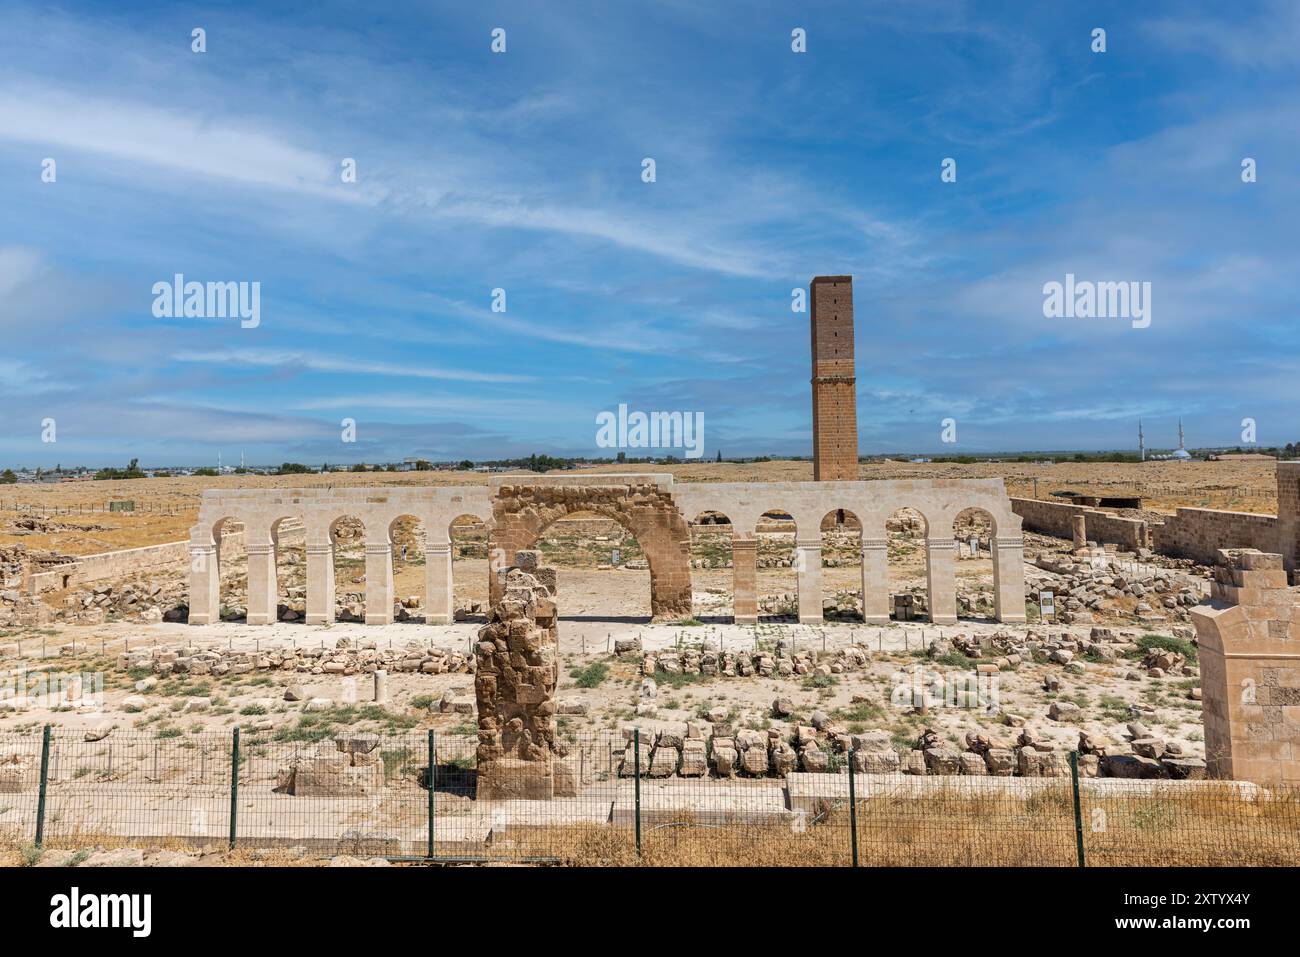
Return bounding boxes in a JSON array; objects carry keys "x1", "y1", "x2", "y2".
[
  {"x1": 329, "y1": 513, "x2": 368, "y2": 623},
  {"x1": 755, "y1": 508, "x2": 799, "y2": 621},
  {"x1": 689, "y1": 510, "x2": 734, "y2": 622},
  {"x1": 489, "y1": 483, "x2": 691, "y2": 620},
  {"x1": 247, "y1": 514, "x2": 303, "y2": 625},
  {"x1": 818, "y1": 507, "x2": 863, "y2": 622},
  {"x1": 429, "y1": 511, "x2": 491, "y2": 625},
  {"x1": 885, "y1": 506, "x2": 929, "y2": 622},
  {"x1": 387, "y1": 513, "x2": 425, "y2": 622},
  {"x1": 952, "y1": 506, "x2": 998, "y2": 621},
  {"x1": 954, "y1": 497, "x2": 1027, "y2": 624},
  {"x1": 212, "y1": 516, "x2": 245, "y2": 621}
]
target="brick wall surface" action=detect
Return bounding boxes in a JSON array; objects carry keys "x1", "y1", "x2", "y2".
[{"x1": 810, "y1": 276, "x2": 859, "y2": 482}]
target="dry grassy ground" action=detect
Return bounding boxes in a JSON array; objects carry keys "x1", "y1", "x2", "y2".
[
  {"x1": 4, "y1": 785, "x2": 1294, "y2": 867},
  {"x1": 0, "y1": 458, "x2": 1279, "y2": 557}
]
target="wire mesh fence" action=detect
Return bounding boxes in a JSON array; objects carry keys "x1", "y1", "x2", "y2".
[{"x1": 1, "y1": 728, "x2": 1299, "y2": 865}]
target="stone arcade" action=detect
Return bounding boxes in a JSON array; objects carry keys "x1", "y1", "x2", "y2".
[{"x1": 187, "y1": 473, "x2": 1027, "y2": 627}]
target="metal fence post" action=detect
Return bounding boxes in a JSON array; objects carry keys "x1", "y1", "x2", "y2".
[
  {"x1": 1069, "y1": 750, "x2": 1086, "y2": 868},
  {"x1": 427, "y1": 729, "x2": 436, "y2": 860},
  {"x1": 34, "y1": 724, "x2": 51, "y2": 847},
  {"x1": 847, "y1": 748, "x2": 858, "y2": 867},
  {"x1": 633, "y1": 728, "x2": 642, "y2": 858},
  {"x1": 228, "y1": 726, "x2": 240, "y2": 851}
]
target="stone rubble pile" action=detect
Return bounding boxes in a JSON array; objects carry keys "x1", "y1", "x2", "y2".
[
  {"x1": 0, "y1": 589, "x2": 51, "y2": 627},
  {"x1": 58, "y1": 580, "x2": 185, "y2": 625},
  {"x1": 642, "y1": 640, "x2": 870, "y2": 679},
  {"x1": 117, "y1": 639, "x2": 473, "y2": 677},
  {"x1": 1030, "y1": 554, "x2": 1203, "y2": 624}
]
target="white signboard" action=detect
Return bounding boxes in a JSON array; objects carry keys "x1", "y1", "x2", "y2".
[{"x1": 1039, "y1": 590, "x2": 1055, "y2": 621}]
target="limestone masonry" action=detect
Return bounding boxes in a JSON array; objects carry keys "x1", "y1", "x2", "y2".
[
  {"x1": 187, "y1": 473, "x2": 1028, "y2": 627},
  {"x1": 1192, "y1": 548, "x2": 1300, "y2": 785}
]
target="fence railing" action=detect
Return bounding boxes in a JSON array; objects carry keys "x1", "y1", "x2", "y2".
[
  {"x1": 0, "y1": 501, "x2": 184, "y2": 516},
  {"x1": 1, "y1": 728, "x2": 1297, "y2": 866}
]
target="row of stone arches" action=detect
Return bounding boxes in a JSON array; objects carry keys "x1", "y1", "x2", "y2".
[
  {"x1": 686, "y1": 506, "x2": 1001, "y2": 623},
  {"x1": 193, "y1": 510, "x2": 490, "y2": 626},
  {"x1": 189, "y1": 479, "x2": 1026, "y2": 626}
]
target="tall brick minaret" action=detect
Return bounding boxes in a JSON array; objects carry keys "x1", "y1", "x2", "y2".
[{"x1": 810, "y1": 275, "x2": 859, "y2": 481}]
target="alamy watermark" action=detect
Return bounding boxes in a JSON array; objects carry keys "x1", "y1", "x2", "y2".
[
  {"x1": 889, "y1": 664, "x2": 1000, "y2": 713},
  {"x1": 0, "y1": 671, "x2": 104, "y2": 710},
  {"x1": 152, "y1": 274, "x2": 260, "y2": 328},
  {"x1": 596, "y1": 404, "x2": 704, "y2": 459},
  {"x1": 1042, "y1": 273, "x2": 1151, "y2": 329}
]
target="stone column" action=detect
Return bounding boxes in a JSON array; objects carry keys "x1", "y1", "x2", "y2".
[
  {"x1": 425, "y1": 539, "x2": 454, "y2": 625},
  {"x1": 373, "y1": 669, "x2": 388, "y2": 705},
  {"x1": 860, "y1": 536, "x2": 890, "y2": 624},
  {"x1": 1192, "y1": 550, "x2": 1299, "y2": 784},
  {"x1": 245, "y1": 541, "x2": 278, "y2": 625},
  {"x1": 796, "y1": 538, "x2": 823, "y2": 624},
  {"x1": 476, "y1": 560, "x2": 564, "y2": 800},
  {"x1": 992, "y1": 534, "x2": 1027, "y2": 623},
  {"x1": 305, "y1": 540, "x2": 334, "y2": 625},
  {"x1": 732, "y1": 537, "x2": 758, "y2": 625},
  {"x1": 1071, "y1": 514, "x2": 1087, "y2": 551},
  {"x1": 188, "y1": 543, "x2": 219, "y2": 625},
  {"x1": 364, "y1": 540, "x2": 394, "y2": 625},
  {"x1": 924, "y1": 538, "x2": 958, "y2": 625}
]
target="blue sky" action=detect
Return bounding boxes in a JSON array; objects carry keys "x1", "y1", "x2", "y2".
[{"x1": 1, "y1": 0, "x2": 1297, "y2": 467}]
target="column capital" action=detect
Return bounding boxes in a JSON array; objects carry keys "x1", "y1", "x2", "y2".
[
  {"x1": 426, "y1": 540, "x2": 453, "y2": 555},
  {"x1": 795, "y1": 538, "x2": 823, "y2": 550},
  {"x1": 306, "y1": 542, "x2": 333, "y2": 556},
  {"x1": 861, "y1": 537, "x2": 888, "y2": 550},
  {"x1": 189, "y1": 543, "x2": 217, "y2": 555},
  {"x1": 994, "y1": 535, "x2": 1025, "y2": 548},
  {"x1": 731, "y1": 538, "x2": 758, "y2": 552},
  {"x1": 246, "y1": 543, "x2": 275, "y2": 556},
  {"x1": 925, "y1": 538, "x2": 958, "y2": 551},
  {"x1": 364, "y1": 542, "x2": 393, "y2": 555}
]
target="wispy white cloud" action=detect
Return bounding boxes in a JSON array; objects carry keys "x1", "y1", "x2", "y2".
[{"x1": 171, "y1": 349, "x2": 533, "y2": 383}]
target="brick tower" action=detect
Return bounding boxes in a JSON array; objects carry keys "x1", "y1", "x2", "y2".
[{"x1": 810, "y1": 275, "x2": 859, "y2": 481}]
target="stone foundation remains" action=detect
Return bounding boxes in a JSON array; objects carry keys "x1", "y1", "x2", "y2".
[
  {"x1": 1013, "y1": 461, "x2": 1300, "y2": 579},
  {"x1": 276, "y1": 734, "x2": 385, "y2": 796}
]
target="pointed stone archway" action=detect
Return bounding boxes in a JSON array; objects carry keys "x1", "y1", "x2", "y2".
[{"x1": 488, "y1": 479, "x2": 692, "y2": 620}]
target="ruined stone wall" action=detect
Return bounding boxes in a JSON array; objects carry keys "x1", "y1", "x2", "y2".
[
  {"x1": 1010, "y1": 498, "x2": 1147, "y2": 551},
  {"x1": 1151, "y1": 508, "x2": 1277, "y2": 566},
  {"x1": 27, "y1": 535, "x2": 244, "y2": 593},
  {"x1": 1275, "y1": 462, "x2": 1300, "y2": 575}
]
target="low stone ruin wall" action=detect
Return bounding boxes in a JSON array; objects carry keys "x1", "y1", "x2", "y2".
[
  {"x1": 27, "y1": 534, "x2": 244, "y2": 593},
  {"x1": 117, "y1": 640, "x2": 472, "y2": 678},
  {"x1": 1010, "y1": 497, "x2": 1147, "y2": 551},
  {"x1": 640, "y1": 645, "x2": 877, "y2": 679},
  {"x1": 1151, "y1": 508, "x2": 1278, "y2": 566},
  {"x1": 1013, "y1": 496, "x2": 1290, "y2": 573},
  {"x1": 615, "y1": 721, "x2": 1205, "y2": 781}
]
